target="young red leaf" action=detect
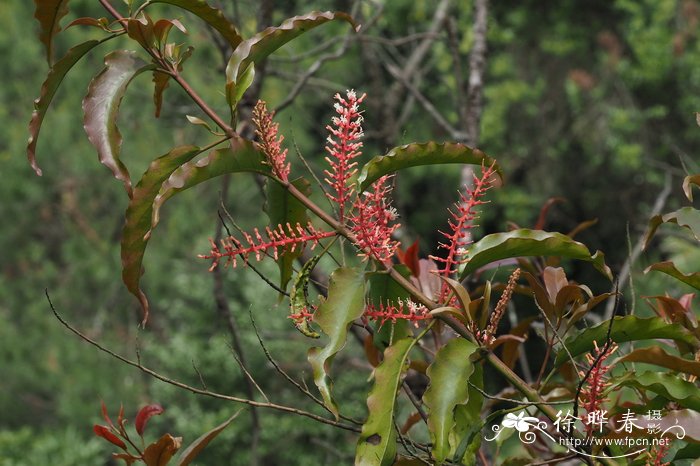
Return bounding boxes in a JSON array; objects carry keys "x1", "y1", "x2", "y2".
[
  {"x1": 94, "y1": 424, "x2": 127, "y2": 450},
  {"x1": 135, "y1": 404, "x2": 164, "y2": 436},
  {"x1": 142, "y1": 434, "x2": 182, "y2": 466},
  {"x1": 101, "y1": 400, "x2": 113, "y2": 427},
  {"x1": 33, "y1": 0, "x2": 70, "y2": 64}
]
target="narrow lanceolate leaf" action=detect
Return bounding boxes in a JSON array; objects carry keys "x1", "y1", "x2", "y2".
[
  {"x1": 121, "y1": 146, "x2": 201, "y2": 322},
  {"x1": 616, "y1": 346, "x2": 700, "y2": 378},
  {"x1": 645, "y1": 261, "x2": 700, "y2": 291},
  {"x1": 289, "y1": 253, "x2": 323, "y2": 339},
  {"x1": 308, "y1": 267, "x2": 366, "y2": 419},
  {"x1": 152, "y1": 71, "x2": 170, "y2": 117},
  {"x1": 423, "y1": 338, "x2": 479, "y2": 463},
  {"x1": 613, "y1": 372, "x2": 700, "y2": 411},
  {"x1": 28, "y1": 39, "x2": 101, "y2": 176},
  {"x1": 135, "y1": 404, "x2": 165, "y2": 436},
  {"x1": 459, "y1": 229, "x2": 612, "y2": 281},
  {"x1": 554, "y1": 316, "x2": 699, "y2": 366},
  {"x1": 33, "y1": 0, "x2": 70, "y2": 64},
  {"x1": 355, "y1": 337, "x2": 415, "y2": 466},
  {"x1": 175, "y1": 410, "x2": 242, "y2": 466},
  {"x1": 265, "y1": 178, "x2": 312, "y2": 292},
  {"x1": 643, "y1": 206, "x2": 700, "y2": 249},
  {"x1": 358, "y1": 142, "x2": 501, "y2": 191},
  {"x1": 152, "y1": 138, "x2": 270, "y2": 229},
  {"x1": 142, "y1": 434, "x2": 182, "y2": 466},
  {"x1": 683, "y1": 174, "x2": 700, "y2": 202},
  {"x1": 82, "y1": 51, "x2": 155, "y2": 198},
  {"x1": 152, "y1": 0, "x2": 242, "y2": 48}
]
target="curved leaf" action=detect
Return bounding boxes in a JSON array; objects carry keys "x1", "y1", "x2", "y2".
[
  {"x1": 82, "y1": 50, "x2": 155, "y2": 197},
  {"x1": 423, "y1": 338, "x2": 478, "y2": 463},
  {"x1": 226, "y1": 11, "x2": 356, "y2": 105},
  {"x1": 142, "y1": 434, "x2": 182, "y2": 466},
  {"x1": 121, "y1": 146, "x2": 200, "y2": 323},
  {"x1": 152, "y1": 138, "x2": 270, "y2": 228},
  {"x1": 683, "y1": 174, "x2": 700, "y2": 202},
  {"x1": 616, "y1": 346, "x2": 700, "y2": 378},
  {"x1": 135, "y1": 404, "x2": 164, "y2": 436},
  {"x1": 33, "y1": 0, "x2": 70, "y2": 64},
  {"x1": 289, "y1": 253, "x2": 322, "y2": 339},
  {"x1": 459, "y1": 229, "x2": 612, "y2": 281},
  {"x1": 613, "y1": 372, "x2": 700, "y2": 411},
  {"x1": 151, "y1": 0, "x2": 242, "y2": 48},
  {"x1": 308, "y1": 267, "x2": 366, "y2": 419},
  {"x1": 644, "y1": 261, "x2": 700, "y2": 291},
  {"x1": 358, "y1": 142, "x2": 501, "y2": 191},
  {"x1": 175, "y1": 409, "x2": 242, "y2": 466},
  {"x1": 554, "y1": 316, "x2": 699, "y2": 366},
  {"x1": 355, "y1": 337, "x2": 415, "y2": 466},
  {"x1": 644, "y1": 207, "x2": 700, "y2": 249},
  {"x1": 27, "y1": 39, "x2": 102, "y2": 176}
]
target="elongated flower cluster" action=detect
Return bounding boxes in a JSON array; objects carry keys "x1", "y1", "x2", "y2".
[
  {"x1": 474, "y1": 268, "x2": 521, "y2": 345},
  {"x1": 646, "y1": 441, "x2": 671, "y2": 466},
  {"x1": 363, "y1": 299, "x2": 430, "y2": 327},
  {"x1": 200, "y1": 222, "x2": 336, "y2": 270},
  {"x1": 350, "y1": 175, "x2": 400, "y2": 263},
  {"x1": 579, "y1": 340, "x2": 618, "y2": 435},
  {"x1": 324, "y1": 90, "x2": 366, "y2": 221},
  {"x1": 253, "y1": 100, "x2": 290, "y2": 181}
]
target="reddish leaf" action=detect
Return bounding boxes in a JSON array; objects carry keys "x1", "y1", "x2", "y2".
[
  {"x1": 112, "y1": 452, "x2": 141, "y2": 466},
  {"x1": 153, "y1": 19, "x2": 187, "y2": 45},
  {"x1": 143, "y1": 434, "x2": 182, "y2": 466},
  {"x1": 127, "y1": 15, "x2": 155, "y2": 49},
  {"x1": 396, "y1": 240, "x2": 420, "y2": 278},
  {"x1": 94, "y1": 425, "x2": 127, "y2": 450},
  {"x1": 33, "y1": 0, "x2": 70, "y2": 64},
  {"x1": 135, "y1": 404, "x2": 164, "y2": 436},
  {"x1": 175, "y1": 410, "x2": 242, "y2": 466},
  {"x1": 152, "y1": 71, "x2": 170, "y2": 118},
  {"x1": 534, "y1": 197, "x2": 565, "y2": 230},
  {"x1": 101, "y1": 400, "x2": 113, "y2": 427},
  {"x1": 151, "y1": 0, "x2": 242, "y2": 48}
]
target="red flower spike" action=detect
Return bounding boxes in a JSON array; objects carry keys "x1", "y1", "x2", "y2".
[
  {"x1": 253, "y1": 100, "x2": 290, "y2": 181},
  {"x1": 289, "y1": 305, "x2": 316, "y2": 323},
  {"x1": 647, "y1": 440, "x2": 671, "y2": 466},
  {"x1": 363, "y1": 299, "x2": 431, "y2": 328},
  {"x1": 578, "y1": 341, "x2": 618, "y2": 436},
  {"x1": 200, "y1": 222, "x2": 336, "y2": 270},
  {"x1": 135, "y1": 404, "x2": 164, "y2": 436},
  {"x1": 324, "y1": 90, "x2": 366, "y2": 221},
  {"x1": 94, "y1": 424, "x2": 127, "y2": 450},
  {"x1": 350, "y1": 175, "x2": 400, "y2": 263}
]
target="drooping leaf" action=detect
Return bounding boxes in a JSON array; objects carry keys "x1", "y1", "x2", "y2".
[
  {"x1": 644, "y1": 261, "x2": 700, "y2": 291},
  {"x1": 151, "y1": 138, "x2": 270, "y2": 229},
  {"x1": 308, "y1": 267, "x2": 366, "y2": 419},
  {"x1": 265, "y1": 178, "x2": 312, "y2": 292},
  {"x1": 226, "y1": 11, "x2": 356, "y2": 105},
  {"x1": 82, "y1": 50, "x2": 156, "y2": 197},
  {"x1": 358, "y1": 142, "x2": 501, "y2": 191},
  {"x1": 613, "y1": 372, "x2": 700, "y2": 411},
  {"x1": 27, "y1": 39, "x2": 102, "y2": 176},
  {"x1": 554, "y1": 316, "x2": 699, "y2": 366},
  {"x1": 683, "y1": 174, "x2": 700, "y2": 202},
  {"x1": 423, "y1": 338, "x2": 479, "y2": 463},
  {"x1": 121, "y1": 146, "x2": 200, "y2": 323},
  {"x1": 459, "y1": 230, "x2": 612, "y2": 281},
  {"x1": 289, "y1": 253, "x2": 323, "y2": 339},
  {"x1": 142, "y1": 434, "x2": 182, "y2": 466},
  {"x1": 355, "y1": 337, "x2": 416, "y2": 466},
  {"x1": 33, "y1": 0, "x2": 70, "y2": 64},
  {"x1": 616, "y1": 346, "x2": 700, "y2": 377},
  {"x1": 135, "y1": 404, "x2": 164, "y2": 436},
  {"x1": 643, "y1": 207, "x2": 700, "y2": 249},
  {"x1": 175, "y1": 410, "x2": 242, "y2": 466},
  {"x1": 151, "y1": 0, "x2": 242, "y2": 48},
  {"x1": 452, "y1": 364, "x2": 484, "y2": 465},
  {"x1": 152, "y1": 71, "x2": 170, "y2": 118}
]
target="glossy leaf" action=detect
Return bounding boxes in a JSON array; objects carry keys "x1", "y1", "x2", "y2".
[
  {"x1": 683, "y1": 174, "x2": 700, "y2": 202},
  {"x1": 616, "y1": 346, "x2": 700, "y2": 377},
  {"x1": 459, "y1": 229, "x2": 612, "y2": 281},
  {"x1": 93, "y1": 425, "x2": 127, "y2": 450},
  {"x1": 358, "y1": 142, "x2": 500, "y2": 191},
  {"x1": 423, "y1": 338, "x2": 478, "y2": 463},
  {"x1": 27, "y1": 39, "x2": 102, "y2": 176},
  {"x1": 451, "y1": 364, "x2": 484, "y2": 465},
  {"x1": 151, "y1": 0, "x2": 242, "y2": 48},
  {"x1": 33, "y1": 0, "x2": 70, "y2": 64},
  {"x1": 644, "y1": 261, "x2": 700, "y2": 291},
  {"x1": 674, "y1": 443, "x2": 700, "y2": 461},
  {"x1": 121, "y1": 146, "x2": 200, "y2": 322},
  {"x1": 554, "y1": 316, "x2": 699, "y2": 366},
  {"x1": 437, "y1": 275, "x2": 472, "y2": 316},
  {"x1": 643, "y1": 207, "x2": 700, "y2": 249},
  {"x1": 152, "y1": 138, "x2": 270, "y2": 228},
  {"x1": 289, "y1": 253, "x2": 322, "y2": 339},
  {"x1": 355, "y1": 337, "x2": 415, "y2": 466},
  {"x1": 308, "y1": 267, "x2": 366, "y2": 419},
  {"x1": 613, "y1": 372, "x2": 700, "y2": 411},
  {"x1": 82, "y1": 50, "x2": 155, "y2": 197},
  {"x1": 135, "y1": 404, "x2": 164, "y2": 436},
  {"x1": 176, "y1": 410, "x2": 242, "y2": 466},
  {"x1": 142, "y1": 434, "x2": 182, "y2": 466},
  {"x1": 265, "y1": 178, "x2": 312, "y2": 292}
]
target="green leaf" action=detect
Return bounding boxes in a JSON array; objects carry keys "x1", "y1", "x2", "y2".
[
  {"x1": 289, "y1": 254, "x2": 322, "y2": 339},
  {"x1": 358, "y1": 142, "x2": 501, "y2": 191},
  {"x1": 675, "y1": 443, "x2": 700, "y2": 461},
  {"x1": 683, "y1": 174, "x2": 700, "y2": 202},
  {"x1": 616, "y1": 346, "x2": 700, "y2": 378},
  {"x1": 308, "y1": 267, "x2": 366, "y2": 419},
  {"x1": 459, "y1": 229, "x2": 612, "y2": 281},
  {"x1": 175, "y1": 410, "x2": 242, "y2": 466},
  {"x1": 355, "y1": 337, "x2": 416, "y2": 466},
  {"x1": 613, "y1": 372, "x2": 700, "y2": 411},
  {"x1": 82, "y1": 50, "x2": 156, "y2": 197},
  {"x1": 27, "y1": 39, "x2": 102, "y2": 176},
  {"x1": 644, "y1": 207, "x2": 700, "y2": 249},
  {"x1": 423, "y1": 338, "x2": 479, "y2": 463},
  {"x1": 452, "y1": 364, "x2": 484, "y2": 465},
  {"x1": 227, "y1": 62, "x2": 255, "y2": 108},
  {"x1": 33, "y1": 0, "x2": 70, "y2": 64},
  {"x1": 121, "y1": 146, "x2": 201, "y2": 323},
  {"x1": 644, "y1": 261, "x2": 700, "y2": 291},
  {"x1": 265, "y1": 178, "x2": 311, "y2": 292},
  {"x1": 151, "y1": 138, "x2": 270, "y2": 229},
  {"x1": 554, "y1": 316, "x2": 699, "y2": 366},
  {"x1": 151, "y1": 0, "x2": 242, "y2": 48},
  {"x1": 226, "y1": 11, "x2": 356, "y2": 105}
]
